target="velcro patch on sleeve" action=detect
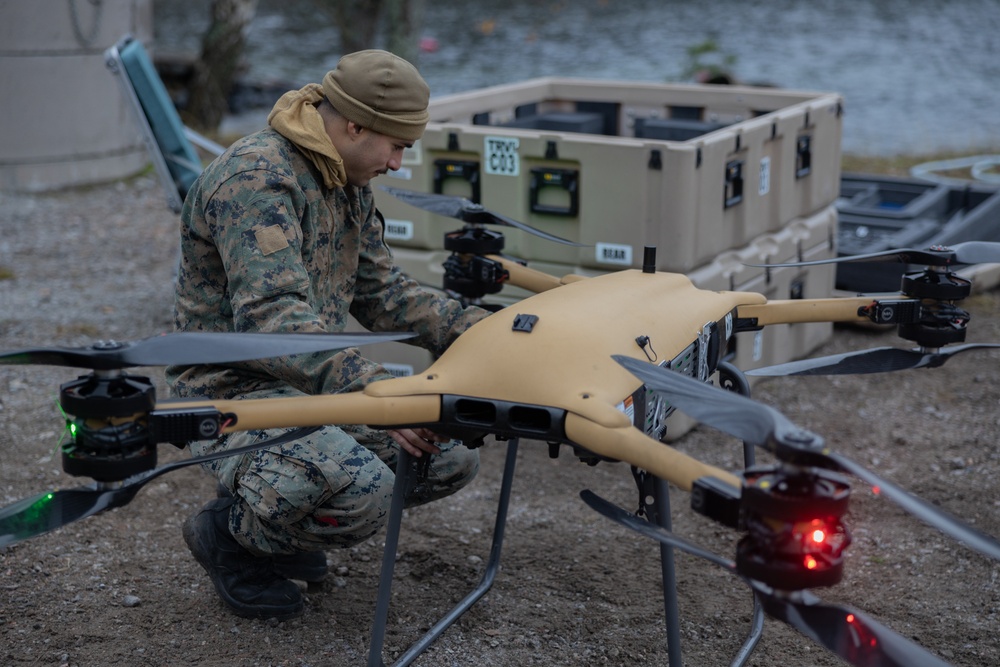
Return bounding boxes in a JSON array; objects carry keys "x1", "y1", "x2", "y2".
[{"x1": 255, "y1": 225, "x2": 289, "y2": 256}]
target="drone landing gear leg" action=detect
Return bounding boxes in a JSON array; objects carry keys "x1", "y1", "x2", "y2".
[
  {"x1": 652, "y1": 476, "x2": 684, "y2": 667},
  {"x1": 630, "y1": 361, "x2": 764, "y2": 667},
  {"x1": 638, "y1": 474, "x2": 762, "y2": 667},
  {"x1": 717, "y1": 359, "x2": 766, "y2": 666},
  {"x1": 717, "y1": 360, "x2": 755, "y2": 468},
  {"x1": 367, "y1": 438, "x2": 520, "y2": 667}
]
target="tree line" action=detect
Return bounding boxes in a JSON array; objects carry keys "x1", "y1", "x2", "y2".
[{"x1": 182, "y1": 0, "x2": 424, "y2": 133}]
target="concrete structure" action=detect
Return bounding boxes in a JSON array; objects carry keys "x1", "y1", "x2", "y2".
[{"x1": 0, "y1": 0, "x2": 153, "y2": 192}]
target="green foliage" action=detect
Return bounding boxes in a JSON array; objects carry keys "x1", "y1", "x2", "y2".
[{"x1": 679, "y1": 38, "x2": 738, "y2": 83}]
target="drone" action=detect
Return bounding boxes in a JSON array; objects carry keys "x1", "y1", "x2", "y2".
[{"x1": 2, "y1": 186, "x2": 1000, "y2": 667}]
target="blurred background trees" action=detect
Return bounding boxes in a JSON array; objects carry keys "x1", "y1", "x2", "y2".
[
  {"x1": 181, "y1": 0, "x2": 424, "y2": 132},
  {"x1": 183, "y1": 0, "x2": 259, "y2": 132},
  {"x1": 310, "y1": 0, "x2": 424, "y2": 63}
]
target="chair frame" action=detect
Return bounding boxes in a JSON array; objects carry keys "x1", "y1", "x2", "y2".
[{"x1": 105, "y1": 34, "x2": 224, "y2": 212}]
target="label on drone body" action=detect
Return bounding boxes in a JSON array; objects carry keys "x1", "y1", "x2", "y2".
[
  {"x1": 484, "y1": 136, "x2": 520, "y2": 176},
  {"x1": 382, "y1": 363, "x2": 415, "y2": 378},
  {"x1": 616, "y1": 394, "x2": 636, "y2": 422},
  {"x1": 596, "y1": 242, "x2": 633, "y2": 266},
  {"x1": 383, "y1": 218, "x2": 414, "y2": 241}
]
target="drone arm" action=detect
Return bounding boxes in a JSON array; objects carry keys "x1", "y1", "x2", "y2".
[
  {"x1": 564, "y1": 412, "x2": 741, "y2": 492},
  {"x1": 737, "y1": 297, "x2": 875, "y2": 326},
  {"x1": 165, "y1": 393, "x2": 441, "y2": 433},
  {"x1": 484, "y1": 254, "x2": 588, "y2": 294}
]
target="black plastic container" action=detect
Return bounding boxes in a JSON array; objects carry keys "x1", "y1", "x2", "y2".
[{"x1": 836, "y1": 173, "x2": 1000, "y2": 292}]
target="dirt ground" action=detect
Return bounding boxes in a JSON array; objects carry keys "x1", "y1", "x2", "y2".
[{"x1": 1, "y1": 175, "x2": 999, "y2": 667}]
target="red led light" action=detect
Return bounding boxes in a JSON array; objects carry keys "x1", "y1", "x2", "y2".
[
  {"x1": 846, "y1": 613, "x2": 855, "y2": 623},
  {"x1": 804, "y1": 555, "x2": 818, "y2": 570},
  {"x1": 811, "y1": 528, "x2": 826, "y2": 544}
]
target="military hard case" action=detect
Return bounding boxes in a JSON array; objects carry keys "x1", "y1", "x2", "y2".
[{"x1": 380, "y1": 77, "x2": 843, "y2": 273}]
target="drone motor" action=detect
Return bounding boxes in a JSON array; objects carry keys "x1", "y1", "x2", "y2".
[
  {"x1": 442, "y1": 227, "x2": 509, "y2": 299},
  {"x1": 736, "y1": 465, "x2": 852, "y2": 590},
  {"x1": 897, "y1": 267, "x2": 972, "y2": 348},
  {"x1": 59, "y1": 370, "x2": 158, "y2": 482}
]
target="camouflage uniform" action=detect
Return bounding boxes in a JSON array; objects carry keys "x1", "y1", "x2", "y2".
[{"x1": 166, "y1": 128, "x2": 488, "y2": 556}]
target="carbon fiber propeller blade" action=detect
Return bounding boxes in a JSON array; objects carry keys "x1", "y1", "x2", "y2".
[
  {"x1": 0, "y1": 331, "x2": 415, "y2": 370},
  {"x1": 614, "y1": 355, "x2": 805, "y2": 446},
  {"x1": 0, "y1": 427, "x2": 319, "y2": 547},
  {"x1": 746, "y1": 240, "x2": 1000, "y2": 269},
  {"x1": 381, "y1": 185, "x2": 473, "y2": 218},
  {"x1": 613, "y1": 354, "x2": 1000, "y2": 562},
  {"x1": 380, "y1": 185, "x2": 586, "y2": 246},
  {"x1": 746, "y1": 343, "x2": 1000, "y2": 377},
  {"x1": 579, "y1": 491, "x2": 952, "y2": 667}
]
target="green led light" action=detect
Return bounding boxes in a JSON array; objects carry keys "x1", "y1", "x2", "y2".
[
  {"x1": 57, "y1": 399, "x2": 79, "y2": 443},
  {"x1": 0, "y1": 491, "x2": 58, "y2": 539}
]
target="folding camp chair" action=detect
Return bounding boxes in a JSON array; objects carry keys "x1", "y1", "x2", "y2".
[{"x1": 105, "y1": 34, "x2": 224, "y2": 212}]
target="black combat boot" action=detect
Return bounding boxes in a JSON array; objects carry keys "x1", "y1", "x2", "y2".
[
  {"x1": 183, "y1": 497, "x2": 304, "y2": 620},
  {"x1": 274, "y1": 550, "x2": 329, "y2": 584},
  {"x1": 216, "y1": 483, "x2": 329, "y2": 583}
]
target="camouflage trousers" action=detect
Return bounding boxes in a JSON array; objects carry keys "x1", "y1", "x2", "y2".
[{"x1": 188, "y1": 386, "x2": 480, "y2": 556}]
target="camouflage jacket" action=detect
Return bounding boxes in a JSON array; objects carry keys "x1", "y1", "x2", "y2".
[{"x1": 166, "y1": 128, "x2": 488, "y2": 400}]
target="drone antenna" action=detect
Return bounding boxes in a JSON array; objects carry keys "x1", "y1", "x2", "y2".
[{"x1": 642, "y1": 246, "x2": 656, "y2": 273}]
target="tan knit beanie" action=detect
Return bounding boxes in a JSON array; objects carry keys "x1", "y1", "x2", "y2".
[{"x1": 322, "y1": 50, "x2": 430, "y2": 142}]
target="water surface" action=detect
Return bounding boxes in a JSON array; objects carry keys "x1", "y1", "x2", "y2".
[{"x1": 154, "y1": 0, "x2": 1000, "y2": 156}]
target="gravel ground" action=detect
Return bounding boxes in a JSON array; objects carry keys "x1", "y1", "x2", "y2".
[{"x1": 1, "y1": 175, "x2": 999, "y2": 666}]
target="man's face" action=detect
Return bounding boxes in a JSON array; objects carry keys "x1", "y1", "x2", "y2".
[{"x1": 342, "y1": 127, "x2": 414, "y2": 188}]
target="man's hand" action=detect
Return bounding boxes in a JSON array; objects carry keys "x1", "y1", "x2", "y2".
[{"x1": 388, "y1": 427, "x2": 448, "y2": 458}]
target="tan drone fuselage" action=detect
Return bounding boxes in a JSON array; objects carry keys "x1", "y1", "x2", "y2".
[{"x1": 170, "y1": 266, "x2": 875, "y2": 491}]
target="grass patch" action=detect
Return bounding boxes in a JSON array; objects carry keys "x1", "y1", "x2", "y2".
[
  {"x1": 841, "y1": 148, "x2": 1000, "y2": 178},
  {"x1": 0, "y1": 266, "x2": 14, "y2": 281}
]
